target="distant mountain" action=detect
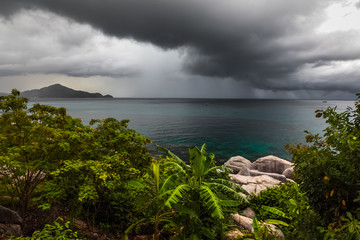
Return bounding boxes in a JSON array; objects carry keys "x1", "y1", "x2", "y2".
[
  {"x1": 20, "y1": 84, "x2": 113, "y2": 99},
  {"x1": 0, "y1": 92, "x2": 8, "y2": 96}
]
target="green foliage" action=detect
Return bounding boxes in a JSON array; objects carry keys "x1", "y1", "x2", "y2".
[
  {"x1": 318, "y1": 212, "x2": 360, "y2": 240},
  {"x1": 287, "y1": 97, "x2": 360, "y2": 223},
  {"x1": 0, "y1": 90, "x2": 152, "y2": 230},
  {"x1": 9, "y1": 217, "x2": 84, "y2": 240},
  {"x1": 0, "y1": 90, "x2": 83, "y2": 216},
  {"x1": 249, "y1": 182, "x2": 321, "y2": 239},
  {"x1": 240, "y1": 217, "x2": 282, "y2": 240},
  {"x1": 124, "y1": 159, "x2": 180, "y2": 240},
  {"x1": 157, "y1": 144, "x2": 248, "y2": 239}
]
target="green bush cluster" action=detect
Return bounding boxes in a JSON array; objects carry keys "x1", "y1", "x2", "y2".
[
  {"x1": 0, "y1": 90, "x2": 248, "y2": 239},
  {"x1": 249, "y1": 94, "x2": 360, "y2": 239},
  {"x1": 287, "y1": 94, "x2": 360, "y2": 237},
  {"x1": 249, "y1": 183, "x2": 321, "y2": 239},
  {"x1": 0, "y1": 90, "x2": 152, "y2": 233},
  {"x1": 9, "y1": 218, "x2": 84, "y2": 240}
]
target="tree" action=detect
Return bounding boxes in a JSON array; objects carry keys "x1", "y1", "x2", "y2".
[
  {"x1": 0, "y1": 90, "x2": 152, "y2": 226},
  {"x1": 46, "y1": 117, "x2": 152, "y2": 229},
  {"x1": 0, "y1": 90, "x2": 85, "y2": 217},
  {"x1": 286, "y1": 94, "x2": 360, "y2": 229}
]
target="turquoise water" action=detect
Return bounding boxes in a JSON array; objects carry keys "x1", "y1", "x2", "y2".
[{"x1": 28, "y1": 98, "x2": 354, "y2": 163}]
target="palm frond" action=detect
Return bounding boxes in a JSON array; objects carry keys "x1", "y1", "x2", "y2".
[
  {"x1": 152, "y1": 162, "x2": 160, "y2": 193},
  {"x1": 189, "y1": 146, "x2": 204, "y2": 178},
  {"x1": 175, "y1": 204, "x2": 201, "y2": 223},
  {"x1": 265, "y1": 219, "x2": 289, "y2": 226},
  {"x1": 199, "y1": 185, "x2": 224, "y2": 219},
  {"x1": 253, "y1": 217, "x2": 260, "y2": 238},
  {"x1": 124, "y1": 218, "x2": 146, "y2": 237},
  {"x1": 204, "y1": 182, "x2": 249, "y2": 204},
  {"x1": 156, "y1": 145, "x2": 186, "y2": 166},
  {"x1": 199, "y1": 144, "x2": 215, "y2": 175},
  {"x1": 159, "y1": 174, "x2": 177, "y2": 194},
  {"x1": 189, "y1": 233, "x2": 200, "y2": 240},
  {"x1": 125, "y1": 179, "x2": 145, "y2": 189},
  {"x1": 200, "y1": 143, "x2": 207, "y2": 156},
  {"x1": 219, "y1": 199, "x2": 240, "y2": 207},
  {"x1": 203, "y1": 152, "x2": 214, "y2": 174},
  {"x1": 261, "y1": 205, "x2": 288, "y2": 219},
  {"x1": 163, "y1": 161, "x2": 186, "y2": 174},
  {"x1": 200, "y1": 226, "x2": 217, "y2": 239},
  {"x1": 211, "y1": 178, "x2": 249, "y2": 195},
  {"x1": 165, "y1": 184, "x2": 190, "y2": 208}
]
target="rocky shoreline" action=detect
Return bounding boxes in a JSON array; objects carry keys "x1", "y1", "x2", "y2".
[
  {"x1": 224, "y1": 155, "x2": 294, "y2": 239},
  {"x1": 225, "y1": 155, "x2": 294, "y2": 195}
]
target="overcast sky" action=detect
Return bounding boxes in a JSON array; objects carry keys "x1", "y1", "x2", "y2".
[{"x1": 1, "y1": 0, "x2": 360, "y2": 99}]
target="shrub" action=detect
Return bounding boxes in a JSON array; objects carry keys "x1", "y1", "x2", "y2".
[
  {"x1": 286, "y1": 95, "x2": 360, "y2": 224},
  {"x1": 9, "y1": 218, "x2": 84, "y2": 240},
  {"x1": 0, "y1": 90, "x2": 152, "y2": 231},
  {"x1": 249, "y1": 182, "x2": 322, "y2": 239}
]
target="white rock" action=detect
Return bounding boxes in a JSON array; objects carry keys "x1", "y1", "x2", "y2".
[
  {"x1": 232, "y1": 214, "x2": 285, "y2": 239},
  {"x1": 225, "y1": 229, "x2": 244, "y2": 240},
  {"x1": 282, "y1": 167, "x2": 294, "y2": 179},
  {"x1": 249, "y1": 170, "x2": 288, "y2": 182},
  {"x1": 232, "y1": 214, "x2": 253, "y2": 231},
  {"x1": 230, "y1": 174, "x2": 281, "y2": 195},
  {"x1": 224, "y1": 156, "x2": 252, "y2": 175},
  {"x1": 252, "y1": 155, "x2": 292, "y2": 174},
  {"x1": 242, "y1": 207, "x2": 256, "y2": 218}
]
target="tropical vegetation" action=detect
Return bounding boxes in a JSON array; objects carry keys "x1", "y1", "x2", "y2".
[
  {"x1": 1, "y1": 89, "x2": 360, "y2": 239},
  {"x1": 0, "y1": 90, "x2": 247, "y2": 239}
]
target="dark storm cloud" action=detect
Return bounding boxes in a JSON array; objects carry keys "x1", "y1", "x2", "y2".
[
  {"x1": 2, "y1": 0, "x2": 360, "y2": 94},
  {"x1": 0, "y1": 1, "x2": 27, "y2": 16}
]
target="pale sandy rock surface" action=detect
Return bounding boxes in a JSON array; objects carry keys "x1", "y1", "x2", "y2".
[
  {"x1": 252, "y1": 155, "x2": 292, "y2": 174},
  {"x1": 224, "y1": 156, "x2": 252, "y2": 175},
  {"x1": 232, "y1": 213, "x2": 285, "y2": 239},
  {"x1": 225, "y1": 155, "x2": 295, "y2": 195},
  {"x1": 232, "y1": 213, "x2": 253, "y2": 232},
  {"x1": 249, "y1": 169, "x2": 288, "y2": 182},
  {"x1": 241, "y1": 207, "x2": 256, "y2": 218},
  {"x1": 230, "y1": 174, "x2": 281, "y2": 195},
  {"x1": 282, "y1": 166, "x2": 294, "y2": 178},
  {"x1": 225, "y1": 229, "x2": 244, "y2": 240}
]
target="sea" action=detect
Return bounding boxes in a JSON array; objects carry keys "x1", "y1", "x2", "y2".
[{"x1": 28, "y1": 98, "x2": 354, "y2": 164}]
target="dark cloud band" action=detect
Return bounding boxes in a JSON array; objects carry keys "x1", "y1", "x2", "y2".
[{"x1": 1, "y1": 0, "x2": 360, "y2": 94}]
